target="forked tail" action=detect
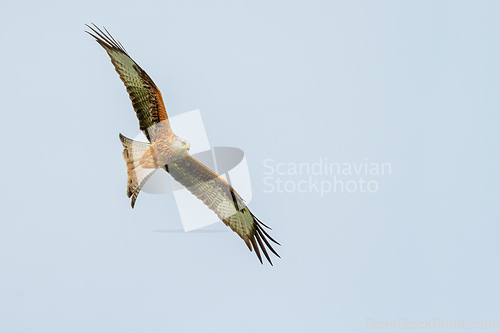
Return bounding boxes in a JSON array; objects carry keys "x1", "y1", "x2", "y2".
[{"x1": 119, "y1": 133, "x2": 157, "y2": 208}]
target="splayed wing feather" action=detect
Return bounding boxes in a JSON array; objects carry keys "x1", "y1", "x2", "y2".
[
  {"x1": 254, "y1": 231, "x2": 271, "y2": 264},
  {"x1": 255, "y1": 222, "x2": 280, "y2": 245},
  {"x1": 256, "y1": 226, "x2": 281, "y2": 258}
]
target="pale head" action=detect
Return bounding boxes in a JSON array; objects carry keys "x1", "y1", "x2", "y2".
[{"x1": 173, "y1": 135, "x2": 191, "y2": 153}]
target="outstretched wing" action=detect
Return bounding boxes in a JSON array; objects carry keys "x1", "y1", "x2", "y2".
[
  {"x1": 86, "y1": 24, "x2": 171, "y2": 142},
  {"x1": 168, "y1": 154, "x2": 281, "y2": 265}
]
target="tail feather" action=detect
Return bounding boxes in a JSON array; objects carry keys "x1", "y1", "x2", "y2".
[{"x1": 119, "y1": 133, "x2": 157, "y2": 208}]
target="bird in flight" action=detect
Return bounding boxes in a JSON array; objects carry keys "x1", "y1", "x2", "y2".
[{"x1": 86, "y1": 24, "x2": 280, "y2": 265}]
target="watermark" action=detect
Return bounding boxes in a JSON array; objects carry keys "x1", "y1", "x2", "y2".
[
  {"x1": 262, "y1": 158, "x2": 391, "y2": 196},
  {"x1": 128, "y1": 110, "x2": 253, "y2": 232},
  {"x1": 366, "y1": 318, "x2": 499, "y2": 330}
]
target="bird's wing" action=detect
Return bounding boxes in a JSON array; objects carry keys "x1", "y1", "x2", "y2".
[
  {"x1": 168, "y1": 154, "x2": 280, "y2": 265},
  {"x1": 86, "y1": 24, "x2": 171, "y2": 142}
]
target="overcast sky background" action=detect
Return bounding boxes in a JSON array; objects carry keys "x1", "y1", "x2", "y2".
[{"x1": 1, "y1": 1, "x2": 500, "y2": 332}]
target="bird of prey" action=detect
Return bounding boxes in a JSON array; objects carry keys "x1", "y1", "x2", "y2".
[{"x1": 86, "y1": 24, "x2": 280, "y2": 265}]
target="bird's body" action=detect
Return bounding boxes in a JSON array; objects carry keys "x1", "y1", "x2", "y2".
[{"x1": 87, "y1": 24, "x2": 280, "y2": 265}]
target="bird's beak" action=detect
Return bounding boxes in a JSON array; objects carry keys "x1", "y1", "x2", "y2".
[{"x1": 183, "y1": 144, "x2": 190, "y2": 151}]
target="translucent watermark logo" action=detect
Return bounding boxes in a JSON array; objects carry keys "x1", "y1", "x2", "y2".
[
  {"x1": 366, "y1": 318, "x2": 499, "y2": 330},
  {"x1": 130, "y1": 110, "x2": 252, "y2": 231},
  {"x1": 262, "y1": 158, "x2": 391, "y2": 196}
]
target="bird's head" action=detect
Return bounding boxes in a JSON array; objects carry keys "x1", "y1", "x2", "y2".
[{"x1": 174, "y1": 136, "x2": 191, "y2": 154}]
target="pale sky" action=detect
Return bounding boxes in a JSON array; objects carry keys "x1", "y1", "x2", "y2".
[{"x1": 1, "y1": 1, "x2": 499, "y2": 332}]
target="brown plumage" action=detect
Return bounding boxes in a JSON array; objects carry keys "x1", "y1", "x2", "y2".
[{"x1": 87, "y1": 24, "x2": 280, "y2": 265}]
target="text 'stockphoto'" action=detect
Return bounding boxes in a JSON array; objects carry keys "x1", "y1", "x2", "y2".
[{"x1": 86, "y1": 24, "x2": 280, "y2": 265}]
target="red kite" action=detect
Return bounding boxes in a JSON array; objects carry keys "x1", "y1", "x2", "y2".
[{"x1": 86, "y1": 24, "x2": 280, "y2": 265}]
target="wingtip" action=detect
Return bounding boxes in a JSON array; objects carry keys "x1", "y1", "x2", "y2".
[
  {"x1": 255, "y1": 231, "x2": 272, "y2": 265},
  {"x1": 250, "y1": 237, "x2": 263, "y2": 264},
  {"x1": 85, "y1": 23, "x2": 128, "y2": 54}
]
